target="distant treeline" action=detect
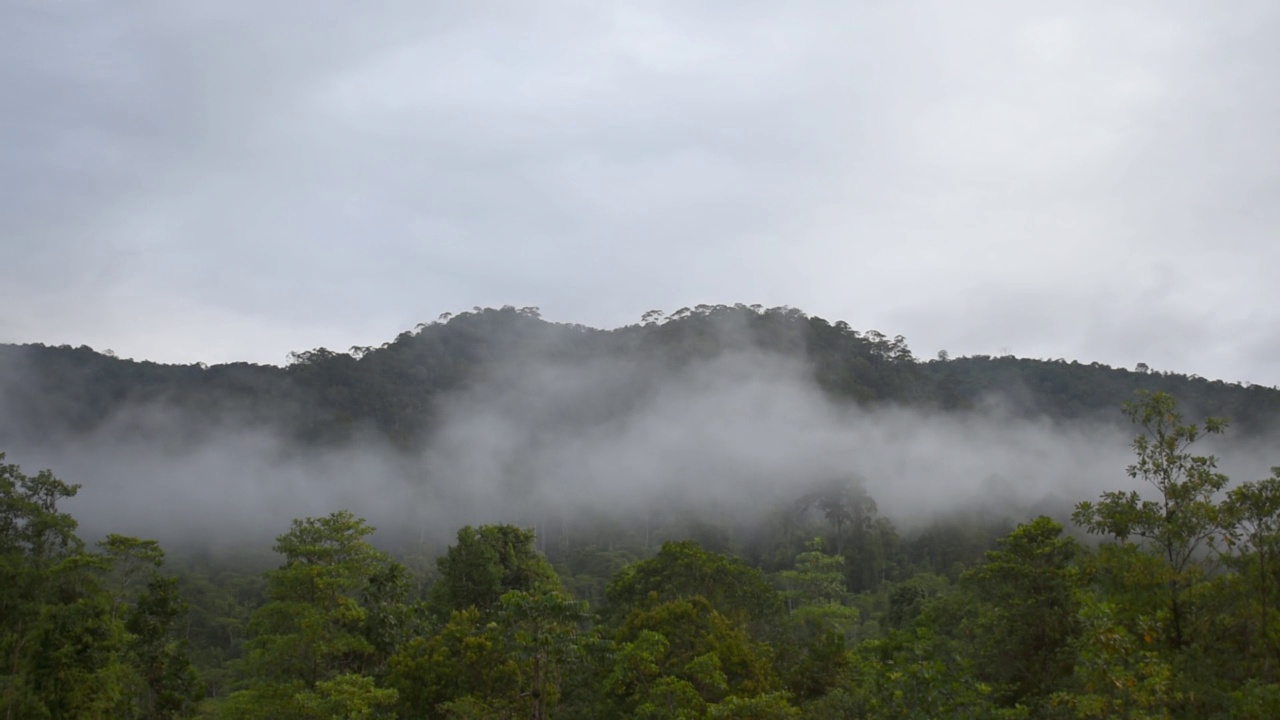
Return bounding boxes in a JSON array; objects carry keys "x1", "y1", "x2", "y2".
[{"x1": 2, "y1": 304, "x2": 1277, "y2": 445}]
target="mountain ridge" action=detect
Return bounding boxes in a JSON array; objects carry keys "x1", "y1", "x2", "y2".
[{"x1": 2, "y1": 304, "x2": 1276, "y2": 445}]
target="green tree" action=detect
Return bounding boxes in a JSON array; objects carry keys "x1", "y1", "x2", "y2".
[
  {"x1": 958, "y1": 516, "x2": 1082, "y2": 708},
  {"x1": 432, "y1": 525, "x2": 560, "y2": 617},
  {"x1": 1073, "y1": 391, "x2": 1230, "y2": 646},
  {"x1": 225, "y1": 510, "x2": 403, "y2": 719},
  {"x1": 1049, "y1": 595, "x2": 1179, "y2": 719},
  {"x1": 493, "y1": 590, "x2": 594, "y2": 720},
  {"x1": 813, "y1": 628, "x2": 1027, "y2": 720},
  {"x1": 1223, "y1": 468, "x2": 1280, "y2": 679},
  {"x1": 125, "y1": 576, "x2": 203, "y2": 719},
  {"x1": 774, "y1": 538, "x2": 858, "y2": 702},
  {"x1": 98, "y1": 534, "x2": 166, "y2": 621},
  {"x1": 778, "y1": 538, "x2": 859, "y2": 637},
  {"x1": 609, "y1": 597, "x2": 780, "y2": 716},
  {"x1": 0, "y1": 454, "x2": 129, "y2": 719},
  {"x1": 605, "y1": 540, "x2": 783, "y2": 629},
  {"x1": 385, "y1": 606, "x2": 522, "y2": 718},
  {"x1": 797, "y1": 476, "x2": 876, "y2": 558}
]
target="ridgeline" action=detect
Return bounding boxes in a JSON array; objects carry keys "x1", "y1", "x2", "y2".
[{"x1": 3, "y1": 304, "x2": 1275, "y2": 445}]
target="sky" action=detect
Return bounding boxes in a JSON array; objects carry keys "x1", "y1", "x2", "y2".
[{"x1": 3, "y1": 0, "x2": 1278, "y2": 385}]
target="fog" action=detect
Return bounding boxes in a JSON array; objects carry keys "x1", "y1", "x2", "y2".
[{"x1": 1, "y1": 345, "x2": 1275, "y2": 553}]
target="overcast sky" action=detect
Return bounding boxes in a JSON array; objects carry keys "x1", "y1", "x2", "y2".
[{"x1": 3, "y1": 1, "x2": 1278, "y2": 384}]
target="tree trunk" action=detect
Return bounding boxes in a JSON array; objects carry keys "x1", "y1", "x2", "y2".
[{"x1": 532, "y1": 652, "x2": 545, "y2": 720}]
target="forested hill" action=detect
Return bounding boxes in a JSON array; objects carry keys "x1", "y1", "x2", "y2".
[{"x1": 2, "y1": 304, "x2": 1277, "y2": 444}]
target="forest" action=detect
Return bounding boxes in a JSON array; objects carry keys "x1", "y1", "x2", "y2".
[
  {"x1": 3, "y1": 304, "x2": 1278, "y2": 446},
  {"x1": 3, "y1": 305, "x2": 1280, "y2": 718}
]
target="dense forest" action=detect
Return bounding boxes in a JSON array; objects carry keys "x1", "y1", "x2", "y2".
[
  {"x1": 2, "y1": 304, "x2": 1278, "y2": 446},
  {"x1": 3, "y1": 305, "x2": 1280, "y2": 718}
]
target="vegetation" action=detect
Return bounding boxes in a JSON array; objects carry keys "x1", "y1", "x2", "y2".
[
  {"x1": 3, "y1": 305, "x2": 1277, "y2": 448},
  {"x1": 3, "y1": 306, "x2": 1279, "y2": 717},
  {"x1": 1, "y1": 386, "x2": 1278, "y2": 717}
]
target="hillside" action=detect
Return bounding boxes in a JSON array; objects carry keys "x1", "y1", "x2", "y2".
[{"x1": 2, "y1": 304, "x2": 1276, "y2": 447}]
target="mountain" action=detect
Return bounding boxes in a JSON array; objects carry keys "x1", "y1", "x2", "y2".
[{"x1": 2, "y1": 304, "x2": 1276, "y2": 447}]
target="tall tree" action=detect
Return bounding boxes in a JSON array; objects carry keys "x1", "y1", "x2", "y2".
[
  {"x1": 1223, "y1": 468, "x2": 1280, "y2": 679},
  {"x1": 605, "y1": 540, "x2": 783, "y2": 630},
  {"x1": 431, "y1": 524, "x2": 560, "y2": 617},
  {"x1": 0, "y1": 453, "x2": 114, "y2": 719},
  {"x1": 1073, "y1": 391, "x2": 1230, "y2": 646},
  {"x1": 493, "y1": 590, "x2": 594, "y2": 720},
  {"x1": 959, "y1": 516, "x2": 1082, "y2": 707},
  {"x1": 125, "y1": 576, "x2": 203, "y2": 719},
  {"x1": 225, "y1": 510, "x2": 404, "y2": 719}
]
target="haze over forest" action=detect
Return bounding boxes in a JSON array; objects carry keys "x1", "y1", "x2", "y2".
[
  {"x1": 2, "y1": 304, "x2": 1277, "y2": 548},
  {"x1": 5, "y1": 304, "x2": 1280, "y2": 717}
]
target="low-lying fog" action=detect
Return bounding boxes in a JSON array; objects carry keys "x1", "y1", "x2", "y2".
[{"x1": 2, "y1": 350, "x2": 1275, "y2": 552}]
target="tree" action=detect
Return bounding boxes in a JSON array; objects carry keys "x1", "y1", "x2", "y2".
[
  {"x1": 1073, "y1": 391, "x2": 1230, "y2": 646},
  {"x1": 815, "y1": 628, "x2": 1027, "y2": 720},
  {"x1": 605, "y1": 540, "x2": 783, "y2": 629},
  {"x1": 98, "y1": 533, "x2": 165, "y2": 621},
  {"x1": 1049, "y1": 595, "x2": 1180, "y2": 719},
  {"x1": 1223, "y1": 468, "x2": 1280, "y2": 678},
  {"x1": 0, "y1": 453, "x2": 201, "y2": 719},
  {"x1": 227, "y1": 510, "x2": 404, "y2": 718},
  {"x1": 959, "y1": 516, "x2": 1082, "y2": 707},
  {"x1": 432, "y1": 525, "x2": 560, "y2": 617},
  {"x1": 493, "y1": 590, "x2": 594, "y2": 720},
  {"x1": 0, "y1": 453, "x2": 119, "y2": 719},
  {"x1": 797, "y1": 476, "x2": 876, "y2": 557},
  {"x1": 125, "y1": 576, "x2": 203, "y2": 719},
  {"x1": 778, "y1": 538, "x2": 858, "y2": 638},
  {"x1": 609, "y1": 597, "x2": 780, "y2": 715}
]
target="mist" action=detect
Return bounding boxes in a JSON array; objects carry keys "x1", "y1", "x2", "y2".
[{"x1": 1, "y1": 343, "x2": 1274, "y2": 554}]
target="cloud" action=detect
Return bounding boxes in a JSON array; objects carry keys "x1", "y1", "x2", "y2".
[{"x1": 3, "y1": 1, "x2": 1278, "y2": 385}]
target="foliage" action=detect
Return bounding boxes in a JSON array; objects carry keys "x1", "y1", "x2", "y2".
[
  {"x1": 956, "y1": 516, "x2": 1082, "y2": 707},
  {"x1": 7, "y1": 304, "x2": 1279, "y2": 449},
  {"x1": 432, "y1": 525, "x2": 561, "y2": 618},
  {"x1": 224, "y1": 511, "x2": 405, "y2": 718},
  {"x1": 1073, "y1": 391, "x2": 1230, "y2": 646},
  {"x1": 2, "y1": 384, "x2": 1280, "y2": 717},
  {"x1": 605, "y1": 540, "x2": 783, "y2": 628},
  {"x1": 0, "y1": 453, "x2": 200, "y2": 719}
]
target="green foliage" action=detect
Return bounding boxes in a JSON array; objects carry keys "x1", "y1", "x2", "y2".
[
  {"x1": 0, "y1": 453, "x2": 202, "y2": 719},
  {"x1": 1229, "y1": 680, "x2": 1280, "y2": 719},
  {"x1": 1223, "y1": 468, "x2": 1280, "y2": 678},
  {"x1": 618, "y1": 596, "x2": 777, "y2": 694},
  {"x1": 292, "y1": 673, "x2": 397, "y2": 720},
  {"x1": 605, "y1": 540, "x2": 783, "y2": 628},
  {"x1": 818, "y1": 628, "x2": 1029, "y2": 720},
  {"x1": 227, "y1": 511, "x2": 405, "y2": 718},
  {"x1": 125, "y1": 576, "x2": 204, "y2": 719},
  {"x1": 432, "y1": 525, "x2": 560, "y2": 617},
  {"x1": 493, "y1": 590, "x2": 595, "y2": 720},
  {"x1": 1048, "y1": 594, "x2": 1180, "y2": 719},
  {"x1": 950, "y1": 517, "x2": 1083, "y2": 708},
  {"x1": 5, "y1": 382, "x2": 1280, "y2": 718},
  {"x1": 385, "y1": 606, "x2": 520, "y2": 718},
  {"x1": 1074, "y1": 391, "x2": 1230, "y2": 646},
  {"x1": 779, "y1": 538, "x2": 859, "y2": 638},
  {"x1": 607, "y1": 600, "x2": 791, "y2": 719},
  {"x1": 708, "y1": 691, "x2": 800, "y2": 719},
  {"x1": 11, "y1": 304, "x2": 1277, "y2": 449}
]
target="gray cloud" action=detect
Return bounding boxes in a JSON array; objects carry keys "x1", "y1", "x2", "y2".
[{"x1": 3, "y1": 1, "x2": 1278, "y2": 383}]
